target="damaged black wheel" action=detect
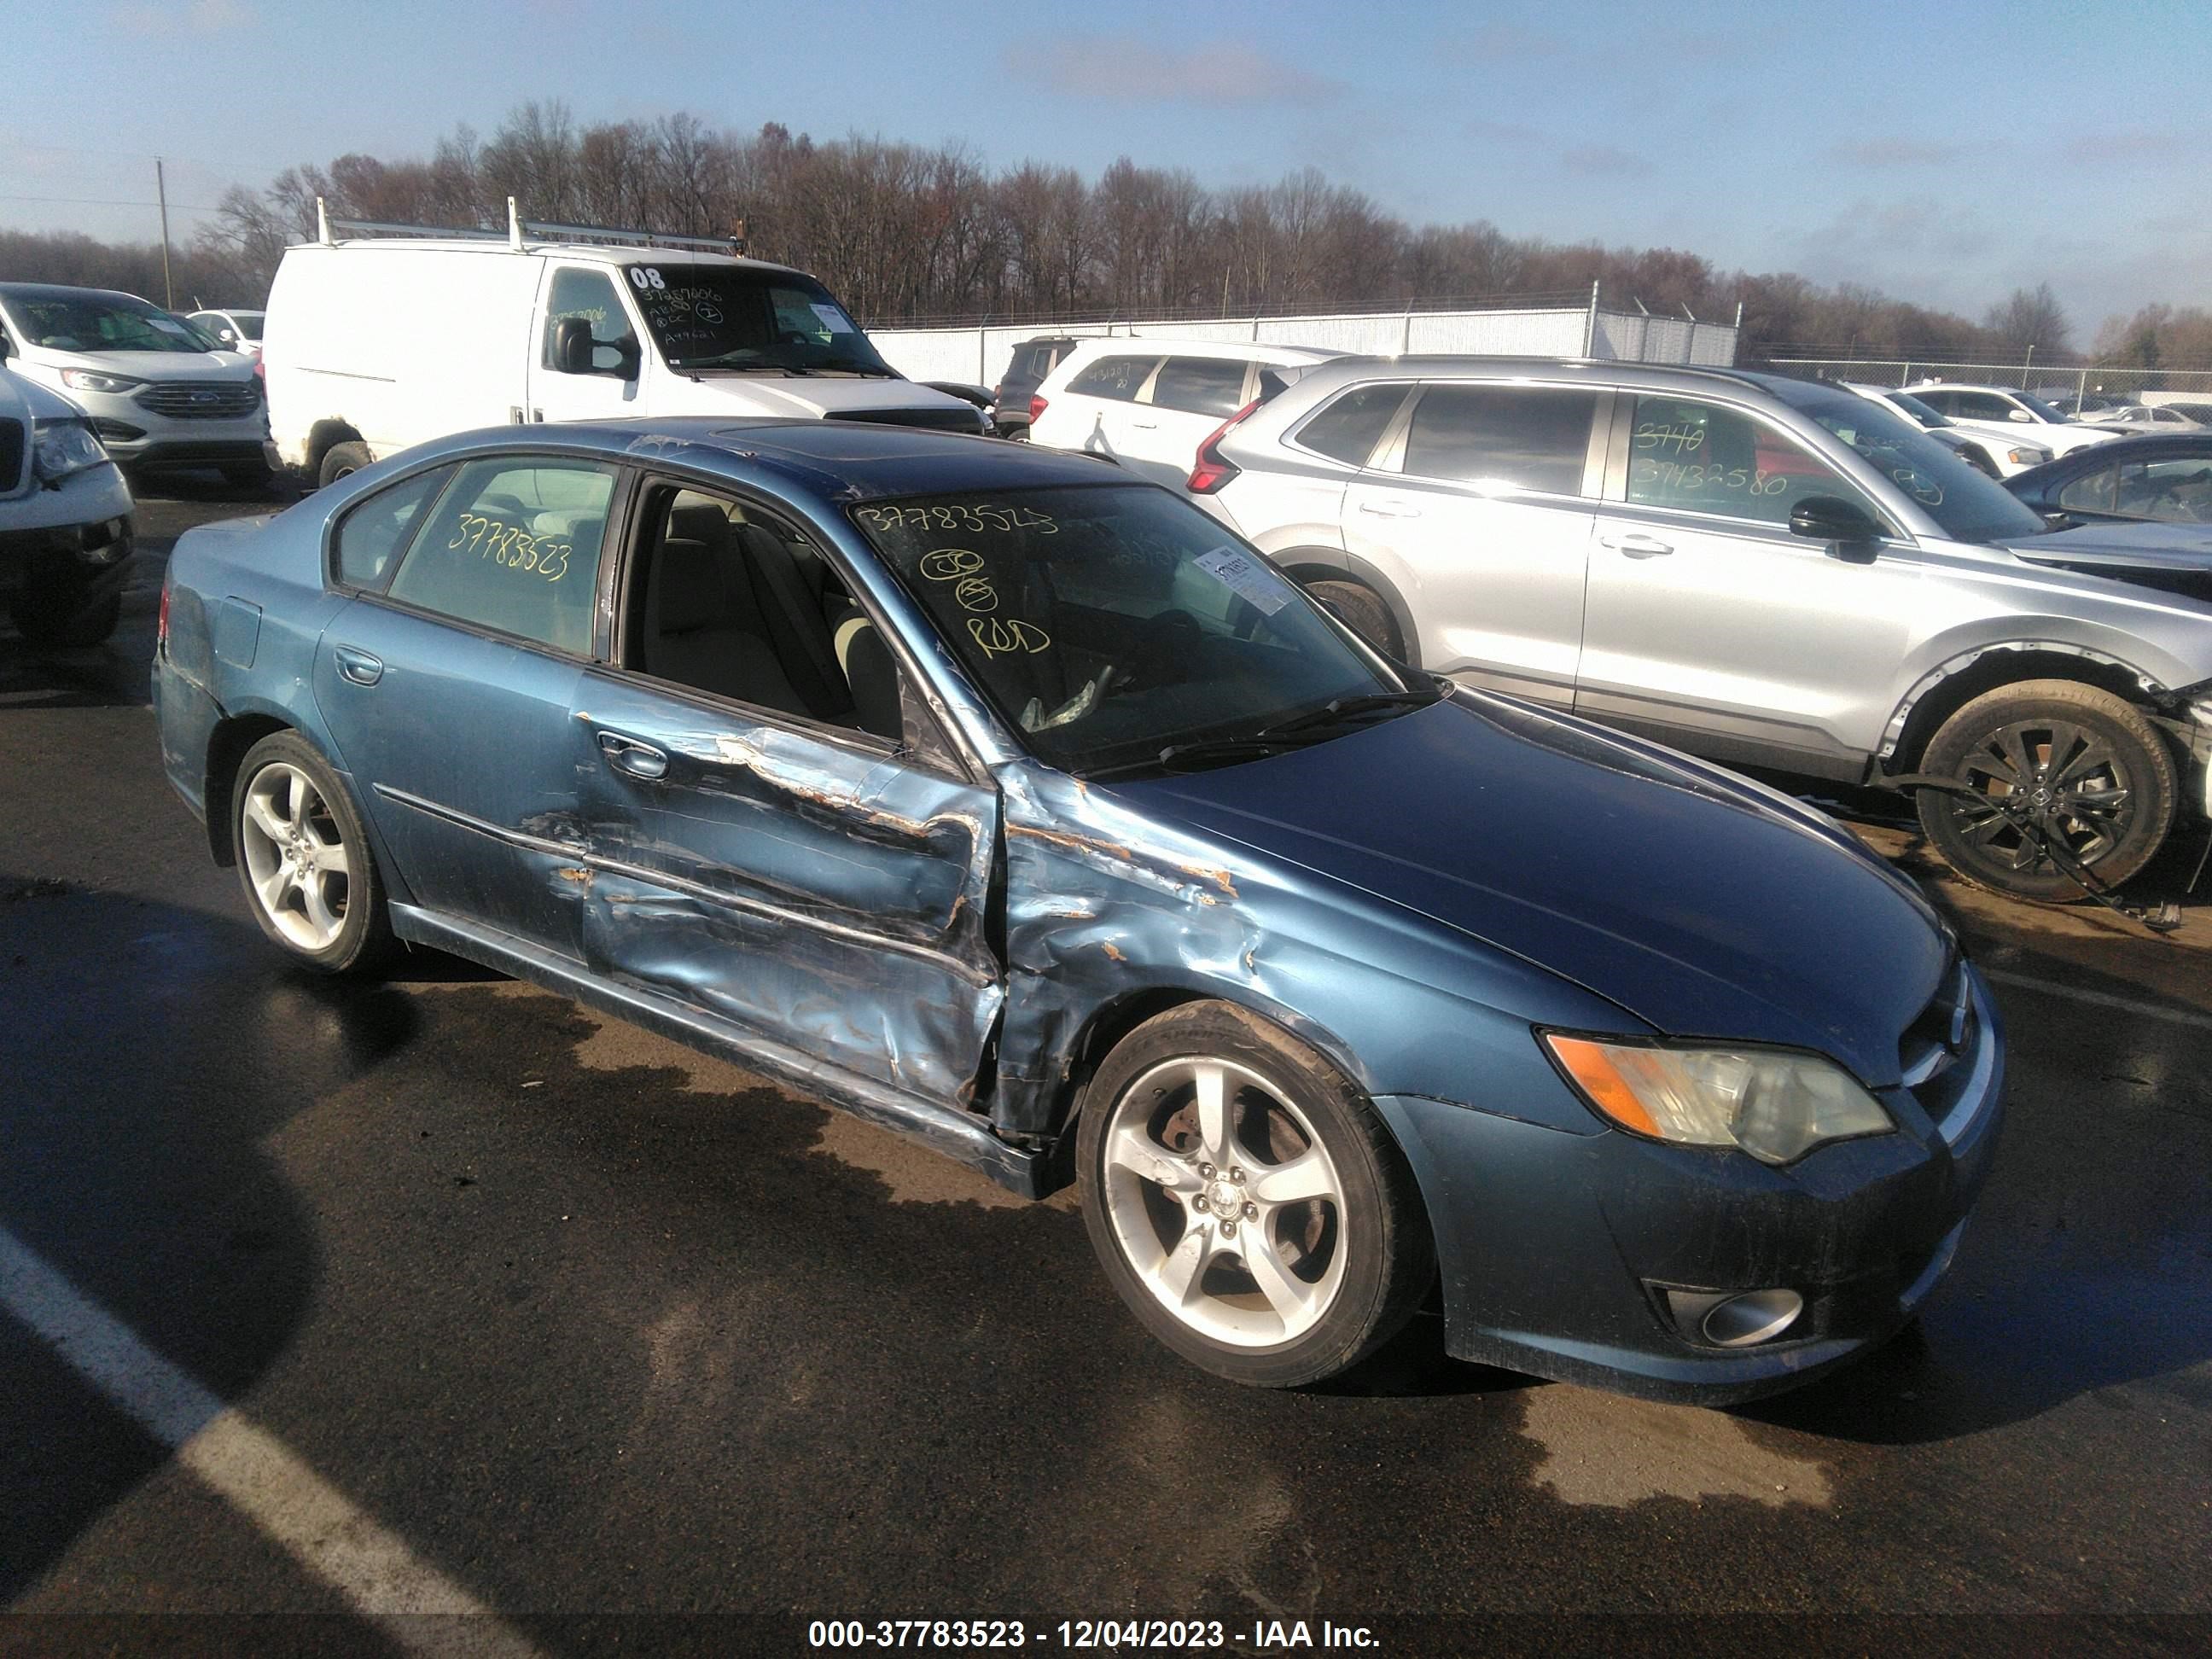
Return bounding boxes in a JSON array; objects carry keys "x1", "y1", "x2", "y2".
[{"x1": 1916, "y1": 679, "x2": 2176, "y2": 901}]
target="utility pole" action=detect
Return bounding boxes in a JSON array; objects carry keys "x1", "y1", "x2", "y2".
[{"x1": 155, "y1": 158, "x2": 175, "y2": 310}]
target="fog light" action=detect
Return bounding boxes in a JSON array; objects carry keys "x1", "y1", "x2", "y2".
[
  {"x1": 1701, "y1": 1289, "x2": 1804, "y2": 1348},
  {"x1": 1662, "y1": 1285, "x2": 1807, "y2": 1348}
]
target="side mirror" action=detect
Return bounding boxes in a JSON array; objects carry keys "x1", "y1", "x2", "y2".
[
  {"x1": 2008, "y1": 408, "x2": 2034, "y2": 423},
  {"x1": 600, "y1": 336, "x2": 642, "y2": 380},
  {"x1": 550, "y1": 317, "x2": 597, "y2": 375},
  {"x1": 1789, "y1": 494, "x2": 1883, "y2": 548}
]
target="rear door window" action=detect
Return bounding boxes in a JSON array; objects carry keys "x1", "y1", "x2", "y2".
[
  {"x1": 332, "y1": 465, "x2": 454, "y2": 591},
  {"x1": 385, "y1": 457, "x2": 618, "y2": 655},
  {"x1": 1148, "y1": 357, "x2": 1249, "y2": 418},
  {"x1": 1067, "y1": 356, "x2": 1161, "y2": 401},
  {"x1": 1403, "y1": 385, "x2": 1599, "y2": 496},
  {"x1": 1295, "y1": 383, "x2": 1410, "y2": 467}
]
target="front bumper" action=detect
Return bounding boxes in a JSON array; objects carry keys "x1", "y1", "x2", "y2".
[{"x1": 1373, "y1": 967, "x2": 2005, "y2": 1404}]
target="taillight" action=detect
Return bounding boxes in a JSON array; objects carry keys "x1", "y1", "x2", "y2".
[
  {"x1": 157, "y1": 575, "x2": 172, "y2": 653},
  {"x1": 1028, "y1": 393, "x2": 1048, "y2": 424},
  {"x1": 1187, "y1": 399, "x2": 1259, "y2": 494}
]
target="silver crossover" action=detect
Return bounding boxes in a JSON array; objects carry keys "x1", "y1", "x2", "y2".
[{"x1": 1199, "y1": 357, "x2": 2212, "y2": 899}]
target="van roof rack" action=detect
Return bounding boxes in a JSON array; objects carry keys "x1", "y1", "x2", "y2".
[{"x1": 313, "y1": 196, "x2": 746, "y2": 256}]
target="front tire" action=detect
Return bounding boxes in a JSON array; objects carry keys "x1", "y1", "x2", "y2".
[
  {"x1": 1076, "y1": 1003, "x2": 1433, "y2": 1388},
  {"x1": 231, "y1": 732, "x2": 394, "y2": 973},
  {"x1": 1305, "y1": 579, "x2": 1405, "y2": 662},
  {"x1": 1914, "y1": 679, "x2": 2177, "y2": 900}
]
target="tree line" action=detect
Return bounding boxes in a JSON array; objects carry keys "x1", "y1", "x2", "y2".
[{"x1": 7, "y1": 101, "x2": 2203, "y2": 370}]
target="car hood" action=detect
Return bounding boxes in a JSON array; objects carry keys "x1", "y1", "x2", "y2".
[
  {"x1": 2000, "y1": 518, "x2": 2212, "y2": 573},
  {"x1": 650, "y1": 373, "x2": 981, "y2": 424},
  {"x1": 25, "y1": 347, "x2": 253, "y2": 381},
  {"x1": 1113, "y1": 695, "x2": 1948, "y2": 1086}
]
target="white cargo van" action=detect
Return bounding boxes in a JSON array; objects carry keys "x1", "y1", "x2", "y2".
[{"x1": 263, "y1": 203, "x2": 987, "y2": 487}]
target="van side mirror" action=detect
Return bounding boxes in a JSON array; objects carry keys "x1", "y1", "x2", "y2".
[
  {"x1": 550, "y1": 317, "x2": 597, "y2": 375},
  {"x1": 1789, "y1": 495, "x2": 1883, "y2": 549}
]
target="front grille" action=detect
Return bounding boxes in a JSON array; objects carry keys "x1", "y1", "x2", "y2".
[
  {"x1": 1899, "y1": 955, "x2": 1984, "y2": 1141},
  {"x1": 0, "y1": 417, "x2": 24, "y2": 492},
  {"x1": 827, "y1": 406, "x2": 985, "y2": 434},
  {"x1": 134, "y1": 381, "x2": 260, "y2": 420}
]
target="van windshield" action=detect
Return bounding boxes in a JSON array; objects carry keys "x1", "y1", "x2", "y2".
[{"x1": 623, "y1": 264, "x2": 895, "y2": 375}]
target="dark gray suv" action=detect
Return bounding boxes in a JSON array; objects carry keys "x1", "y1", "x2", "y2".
[{"x1": 992, "y1": 335, "x2": 1081, "y2": 439}]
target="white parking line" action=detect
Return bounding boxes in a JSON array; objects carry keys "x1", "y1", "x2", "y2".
[
  {"x1": 1983, "y1": 969, "x2": 2212, "y2": 1033},
  {"x1": 0, "y1": 1224, "x2": 542, "y2": 1654}
]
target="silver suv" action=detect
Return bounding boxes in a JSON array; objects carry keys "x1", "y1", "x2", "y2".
[{"x1": 1197, "y1": 357, "x2": 2212, "y2": 899}]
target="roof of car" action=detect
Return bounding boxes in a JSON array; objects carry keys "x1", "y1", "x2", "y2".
[
  {"x1": 1267, "y1": 354, "x2": 1845, "y2": 404},
  {"x1": 2009, "y1": 431, "x2": 2212, "y2": 480},
  {"x1": 414, "y1": 416, "x2": 1149, "y2": 505},
  {"x1": 1054, "y1": 336, "x2": 1346, "y2": 369}
]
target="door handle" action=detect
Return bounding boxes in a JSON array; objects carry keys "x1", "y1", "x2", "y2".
[
  {"x1": 1603, "y1": 533, "x2": 1674, "y2": 558},
  {"x1": 1129, "y1": 421, "x2": 1159, "y2": 430},
  {"x1": 1357, "y1": 498, "x2": 1423, "y2": 520},
  {"x1": 596, "y1": 730, "x2": 668, "y2": 781},
  {"x1": 332, "y1": 645, "x2": 382, "y2": 686}
]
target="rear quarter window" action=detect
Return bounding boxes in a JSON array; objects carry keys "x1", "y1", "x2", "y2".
[
  {"x1": 1295, "y1": 383, "x2": 1410, "y2": 467},
  {"x1": 1149, "y1": 358, "x2": 1249, "y2": 418}
]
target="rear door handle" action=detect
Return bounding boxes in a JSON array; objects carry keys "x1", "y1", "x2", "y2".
[
  {"x1": 596, "y1": 730, "x2": 668, "y2": 781},
  {"x1": 332, "y1": 645, "x2": 382, "y2": 686},
  {"x1": 1602, "y1": 533, "x2": 1674, "y2": 558},
  {"x1": 1357, "y1": 498, "x2": 1423, "y2": 520},
  {"x1": 1129, "y1": 421, "x2": 1159, "y2": 430}
]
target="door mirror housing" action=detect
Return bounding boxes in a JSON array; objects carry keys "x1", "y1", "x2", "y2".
[
  {"x1": 550, "y1": 317, "x2": 597, "y2": 375},
  {"x1": 1789, "y1": 495, "x2": 1883, "y2": 547},
  {"x1": 2008, "y1": 408, "x2": 2035, "y2": 423}
]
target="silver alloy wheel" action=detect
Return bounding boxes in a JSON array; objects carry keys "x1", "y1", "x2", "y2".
[
  {"x1": 1099, "y1": 1056, "x2": 1348, "y2": 1348},
  {"x1": 239, "y1": 761, "x2": 353, "y2": 952}
]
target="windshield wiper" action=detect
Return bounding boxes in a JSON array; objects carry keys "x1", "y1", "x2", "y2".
[
  {"x1": 1076, "y1": 736, "x2": 1306, "y2": 781},
  {"x1": 1253, "y1": 687, "x2": 1444, "y2": 741}
]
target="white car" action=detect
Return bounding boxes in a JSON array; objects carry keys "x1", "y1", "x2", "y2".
[
  {"x1": 0, "y1": 283, "x2": 271, "y2": 486},
  {"x1": 1027, "y1": 338, "x2": 1342, "y2": 492},
  {"x1": 0, "y1": 363, "x2": 135, "y2": 644},
  {"x1": 185, "y1": 307, "x2": 265, "y2": 358},
  {"x1": 2082, "y1": 404, "x2": 2203, "y2": 433},
  {"x1": 1842, "y1": 382, "x2": 2051, "y2": 477},
  {"x1": 1906, "y1": 381, "x2": 2119, "y2": 461}
]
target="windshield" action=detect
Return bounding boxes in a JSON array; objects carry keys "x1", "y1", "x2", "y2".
[
  {"x1": 852, "y1": 485, "x2": 1412, "y2": 776},
  {"x1": 1885, "y1": 389, "x2": 1952, "y2": 428},
  {"x1": 2016, "y1": 392, "x2": 2069, "y2": 423},
  {"x1": 1793, "y1": 387, "x2": 2051, "y2": 544},
  {"x1": 625, "y1": 263, "x2": 894, "y2": 375},
  {"x1": 2, "y1": 288, "x2": 212, "y2": 354}
]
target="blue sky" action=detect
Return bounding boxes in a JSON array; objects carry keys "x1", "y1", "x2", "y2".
[{"x1": 8, "y1": 0, "x2": 2207, "y2": 340}]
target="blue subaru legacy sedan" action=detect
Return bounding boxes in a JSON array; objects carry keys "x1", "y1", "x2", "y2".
[{"x1": 152, "y1": 418, "x2": 2003, "y2": 1400}]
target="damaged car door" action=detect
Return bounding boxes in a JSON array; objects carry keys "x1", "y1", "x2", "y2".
[{"x1": 562, "y1": 480, "x2": 1004, "y2": 1109}]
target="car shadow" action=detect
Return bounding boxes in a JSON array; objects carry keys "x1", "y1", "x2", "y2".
[{"x1": 0, "y1": 882, "x2": 418, "y2": 1603}]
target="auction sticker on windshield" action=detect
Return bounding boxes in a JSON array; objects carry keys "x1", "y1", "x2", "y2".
[{"x1": 1193, "y1": 545, "x2": 1290, "y2": 614}]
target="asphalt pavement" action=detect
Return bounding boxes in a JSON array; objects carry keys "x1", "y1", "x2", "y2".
[{"x1": 1, "y1": 477, "x2": 2208, "y2": 1655}]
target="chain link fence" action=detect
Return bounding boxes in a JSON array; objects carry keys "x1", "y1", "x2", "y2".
[{"x1": 1768, "y1": 357, "x2": 2212, "y2": 410}]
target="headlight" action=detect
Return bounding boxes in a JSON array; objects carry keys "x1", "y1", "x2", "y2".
[
  {"x1": 1543, "y1": 1033, "x2": 1895, "y2": 1165},
  {"x1": 2007, "y1": 446, "x2": 2051, "y2": 467},
  {"x1": 32, "y1": 418, "x2": 110, "y2": 484},
  {"x1": 59, "y1": 368, "x2": 144, "y2": 395}
]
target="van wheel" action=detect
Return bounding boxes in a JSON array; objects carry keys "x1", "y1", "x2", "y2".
[
  {"x1": 1077, "y1": 1002, "x2": 1433, "y2": 1388},
  {"x1": 1305, "y1": 579, "x2": 1404, "y2": 661},
  {"x1": 1915, "y1": 679, "x2": 2176, "y2": 900},
  {"x1": 317, "y1": 441, "x2": 371, "y2": 490}
]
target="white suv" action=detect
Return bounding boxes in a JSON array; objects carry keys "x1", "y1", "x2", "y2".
[
  {"x1": 0, "y1": 363, "x2": 135, "y2": 644},
  {"x1": 1906, "y1": 381, "x2": 2118, "y2": 461},
  {"x1": 0, "y1": 283, "x2": 271, "y2": 487},
  {"x1": 1027, "y1": 339, "x2": 1341, "y2": 492}
]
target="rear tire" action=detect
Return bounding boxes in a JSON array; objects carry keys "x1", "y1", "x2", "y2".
[
  {"x1": 1305, "y1": 579, "x2": 1405, "y2": 661},
  {"x1": 317, "y1": 441, "x2": 372, "y2": 490},
  {"x1": 1076, "y1": 1002, "x2": 1433, "y2": 1388},
  {"x1": 1914, "y1": 679, "x2": 2176, "y2": 900},
  {"x1": 230, "y1": 731, "x2": 395, "y2": 973}
]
